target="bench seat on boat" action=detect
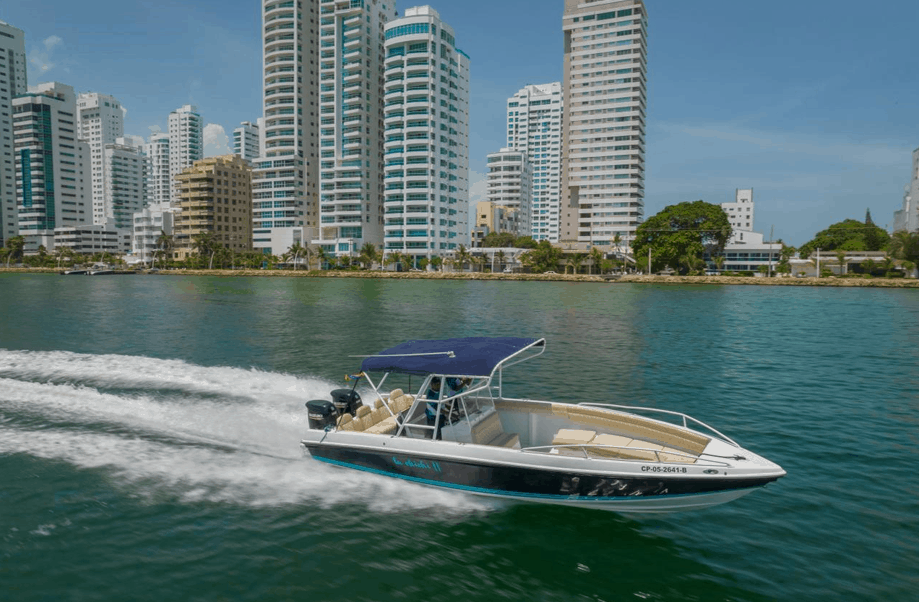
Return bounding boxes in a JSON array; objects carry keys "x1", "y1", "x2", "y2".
[
  {"x1": 554, "y1": 404, "x2": 710, "y2": 455},
  {"x1": 471, "y1": 411, "x2": 520, "y2": 448}
]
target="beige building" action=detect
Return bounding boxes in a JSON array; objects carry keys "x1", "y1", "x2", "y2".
[
  {"x1": 561, "y1": 0, "x2": 647, "y2": 248},
  {"x1": 173, "y1": 155, "x2": 252, "y2": 260}
]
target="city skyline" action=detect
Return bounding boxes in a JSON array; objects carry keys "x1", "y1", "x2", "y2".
[{"x1": 3, "y1": 0, "x2": 919, "y2": 245}]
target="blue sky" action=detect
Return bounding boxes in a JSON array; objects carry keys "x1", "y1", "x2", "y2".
[{"x1": 4, "y1": 0, "x2": 918, "y2": 245}]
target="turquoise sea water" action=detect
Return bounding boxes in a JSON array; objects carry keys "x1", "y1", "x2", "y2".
[{"x1": 1, "y1": 273, "x2": 918, "y2": 601}]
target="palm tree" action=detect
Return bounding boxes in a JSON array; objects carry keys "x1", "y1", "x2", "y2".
[
  {"x1": 430, "y1": 254, "x2": 444, "y2": 271},
  {"x1": 455, "y1": 245, "x2": 471, "y2": 272},
  {"x1": 862, "y1": 258, "x2": 877, "y2": 276},
  {"x1": 495, "y1": 249, "x2": 507, "y2": 272},
  {"x1": 359, "y1": 242, "x2": 378, "y2": 269},
  {"x1": 567, "y1": 253, "x2": 585, "y2": 275},
  {"x1": 154, "y1": 231, "x2": 174, "y2": 268},
  {"x1": 316, "y1": 247, "x2": 329, "y2": 270},
  {"x1": 588, "y1": 247, "x2": 603, "y2": 275},
  {"x1": 713, "y1": 254, "x2": 726, "y2": 273},
  {"x1": 835, "y1": 250, "x2": 847, "y2": 276},
  {"x1": 285, "y1": 242, "x2": 309, "y2": 270},
  {"x1": 5, "y1": 235, "x2": 25, "y2": 267},
  {"x1": 192, "y1": 232, "x2": 217, "y2": 269}
]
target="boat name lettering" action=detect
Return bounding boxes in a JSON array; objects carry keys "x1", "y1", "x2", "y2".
[
  {"x1": 641, "y1": 466, "x2": 687, "y2": 474},
  {"x1": 392, "y1": 456, "x2": 442, "y2": 472}
]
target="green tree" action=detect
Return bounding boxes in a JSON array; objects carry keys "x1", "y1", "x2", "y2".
[
  {"x1": 359, "y1": 242, "x2": 379, "y2": 269},
  {"x1": 799, "y1": 219, "x2": 890, "y2": 258},
  {"x1": 588, "y1": 247, "x2": 603, "y2": 275},
  {"x1": 430, "y1": 254, "x2": 443, "y2": 271},
  {"x1": 519, "y1": 240, "x2": 563, "y2": 273},
  {"x1": 455, "y1": 245, "x2": 471, "y2": 272},
  {"x1": 316, "y1": 247, "x2": 329, "y2": 270},
  {"x1": 192, "y1": 232, "x2": 218, "y2": 269},
  {"x1": 495, "y1": 249, "x2": 507, "y2": 272},
  {"x1": 481, "y1": 232, "x2": 518, "y2": 248},
  {"x1": 566, "y1": 253, "x2": 585, "y2": 275},
  {"x1": 861, "y1": 258, "x2": 878, "y2": 276},
  {"x1": 835, "y1": 250, "x2": 848, "y2": 276},
  {"x1": 889, "y1": 231, "x2": 919, "y2": 264},
  {"x1": 4, "y1": 235, "x2": 25, "y2": 267},
  {"x1": 632, "y1": 201, "x2": 732, "y2": 275},
  {"x1": 513, "y1": 235, "x2": 538, "y2": 249}
]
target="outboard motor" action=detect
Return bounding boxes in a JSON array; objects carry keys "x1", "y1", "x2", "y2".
[
  {"x1": 330, "y1": 388, "x2": 362, "y2": 417},
  {"x1": 306, "y1": 400, "x2": 338, "y2": 430}
]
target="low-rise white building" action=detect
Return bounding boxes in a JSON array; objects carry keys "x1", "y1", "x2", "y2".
[
  {"x1": 713, "y1": 189, "x2": 780, "y2": 272},
  {"x1": 54, "y1": 224, "x2": 121, "y2": 256},
  {"x1": 130, "y1": 202, "x2": 177, "y2": 265}
]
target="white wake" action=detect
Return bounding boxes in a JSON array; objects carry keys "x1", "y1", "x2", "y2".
[{"x1": 0, "y1": 349, "x2": 493, "y2": 513}]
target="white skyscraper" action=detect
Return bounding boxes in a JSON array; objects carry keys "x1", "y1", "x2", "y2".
[
  {"x1": 507, "y1": 83, "x2": 563, "y2": 242},
  {"x1": 167, "y1": 104, "x2": 202, "y2": 202},
  {"x1": 486, "y1": 148, "x2": 531, "y2": 237},
  {"x1": 233, "y1": 121, "x2": 260, "y2": 162},
  {"x1": 76, "y1": 92, "x2": 125, "y2": 226},
  {"x1": 314, "y1": 0, "x2": 396, "y2": 258},
  {"x1": 102, "y1": 137, "x2": 148, "y2": 236},
  {"x1": 144, "y1": 133, "x2": 170, "y2": 206},
  {"x1": 381, "y1": 6, "x2": 471, "y2": 262},
  {"x1": 893, "y1": 148, "x2": 919, "y2": 233},
  {"x1": 561, "y1": 0, "x2": 647, "y2": 248},
  {"x1": 0, "y1": 20, "x2": 27, "y2": 247},
  {"x1": 252, "y1": 0, "x2": 320, "y2": 256},
  {"x1": 13, "y1": 82, "x2": 91, "y2": 252}
]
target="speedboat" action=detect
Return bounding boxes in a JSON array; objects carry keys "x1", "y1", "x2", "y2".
[{"x1": 300, "y1": 338, "x2": 785, "y2": 513}]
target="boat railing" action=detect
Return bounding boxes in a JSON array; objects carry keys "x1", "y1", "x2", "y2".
[
  {"x1": 520, "y1": 444, "x2": 732, "y2": 467},
  {"x1": 576, "y1": 402, "x2": 741, "y2": 448}
]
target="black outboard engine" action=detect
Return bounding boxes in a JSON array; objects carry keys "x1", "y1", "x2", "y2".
[
  {"x1": 330, "y1": 388, "x2": 362, "y2": 417},
  {"x1": 306, "y1": 400, "x2": 338, "y2": 430}
]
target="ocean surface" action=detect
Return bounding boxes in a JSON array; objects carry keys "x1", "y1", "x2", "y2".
[{"x1": 1, "y1": 273, "x2": 918, "y2": 601}]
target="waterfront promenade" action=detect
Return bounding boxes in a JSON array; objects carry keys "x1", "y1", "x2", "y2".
[{"x1": 3, "y1": 267, "x2": 918, "y2": 288}]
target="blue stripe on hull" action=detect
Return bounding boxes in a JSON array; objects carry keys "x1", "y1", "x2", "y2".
[{"x1": 312, "y1": 455, "x2": 758, "y2": 504}]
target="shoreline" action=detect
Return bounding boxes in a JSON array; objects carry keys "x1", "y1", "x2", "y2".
[{"x1": 3, "y1": 267, "x2": 918, "y2": 288}]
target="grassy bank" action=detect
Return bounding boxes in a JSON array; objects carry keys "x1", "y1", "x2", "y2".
[{"x1": 4, "y1": 266, "x2": 919, "y2": 288}]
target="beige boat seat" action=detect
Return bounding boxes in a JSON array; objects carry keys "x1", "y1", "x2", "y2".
[
  {"x1": 337, "y1": 413, "x2": 355, "y2": 431},
  {"x1": 588, "y1": 433, "x2": 633, "y2": 457},
  {"x1": 470, "y1": 412, "x2": 520, "y2": 448},
  {"x1": 552, "y1": 428, "x2": 596, "y2": 447},
  {"x1": 354, "y1": 405, "x2": 373, "y2": 431},
  {"x1": 621, "y1": 440, "x2": 664, "y2": 461}
]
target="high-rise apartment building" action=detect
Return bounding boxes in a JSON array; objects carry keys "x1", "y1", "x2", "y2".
[
  {"x1": 313, "y1": 0, "x2": 396, "y2": 258},
  {"x1": 102, "y1": 137, "x2": 148, "y2": 237},
  {"x1": 485, "y1": 148, "x2": 531, "y2": 237},
  {"x1": 381, "y1": 6, "x2": 470, "y2": 261},
  {"x1": 561, "y1": 0, "x2": 647, "y2": 248},
  {"x1": 12, "y1": 82, "x2": 91, "y2": 252},
  {"x1": 0, "y1": 20, "x2": 27, "y2": 247},
  {"x1": 233, "y1": 121, "x2": 260, "y2": 162},
  {"x1": 144, "y1": 133, "x2": 171, "y2": 206},
  {"x1": 893, "y1": 148, "x2": 919, "y2": 233},
  {"x1": 251, "y1": 0, "x2": 320, "y2": 256},
  {"x1": 76, "y1": 92, "x2": 125, "y2": 226},
  {"x1": 167, "y1": 104, "x2": 203, "y2": 201},
  {"x1": 173, "y1": 155, "x2": 253, "y2": 259},
  {"x1": 507, "y1": 83, "x2": 562, "y2": 241}
]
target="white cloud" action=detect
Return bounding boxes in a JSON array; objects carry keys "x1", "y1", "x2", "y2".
[
  {"x1": 148, "y1": 125, "x2": 162, "y2": 135},
  {"x1": 29, "y1": 35, "x2": 63, "y2": 74},
  {"x1": 203, "y1": 123, "x2": 231, "y2": 157},
  {"x1": 468, "y1": 170, "x2": 488, "y2": 205}
]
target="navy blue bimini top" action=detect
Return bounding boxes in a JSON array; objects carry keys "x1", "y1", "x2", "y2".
[{"x1": 360, "y1": 337, "x2": 543, "y2": 377}]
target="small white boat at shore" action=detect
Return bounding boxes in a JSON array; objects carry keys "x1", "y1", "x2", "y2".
[{"x1": 301, "y1": 338, "x2": 786, "y2": 513}]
